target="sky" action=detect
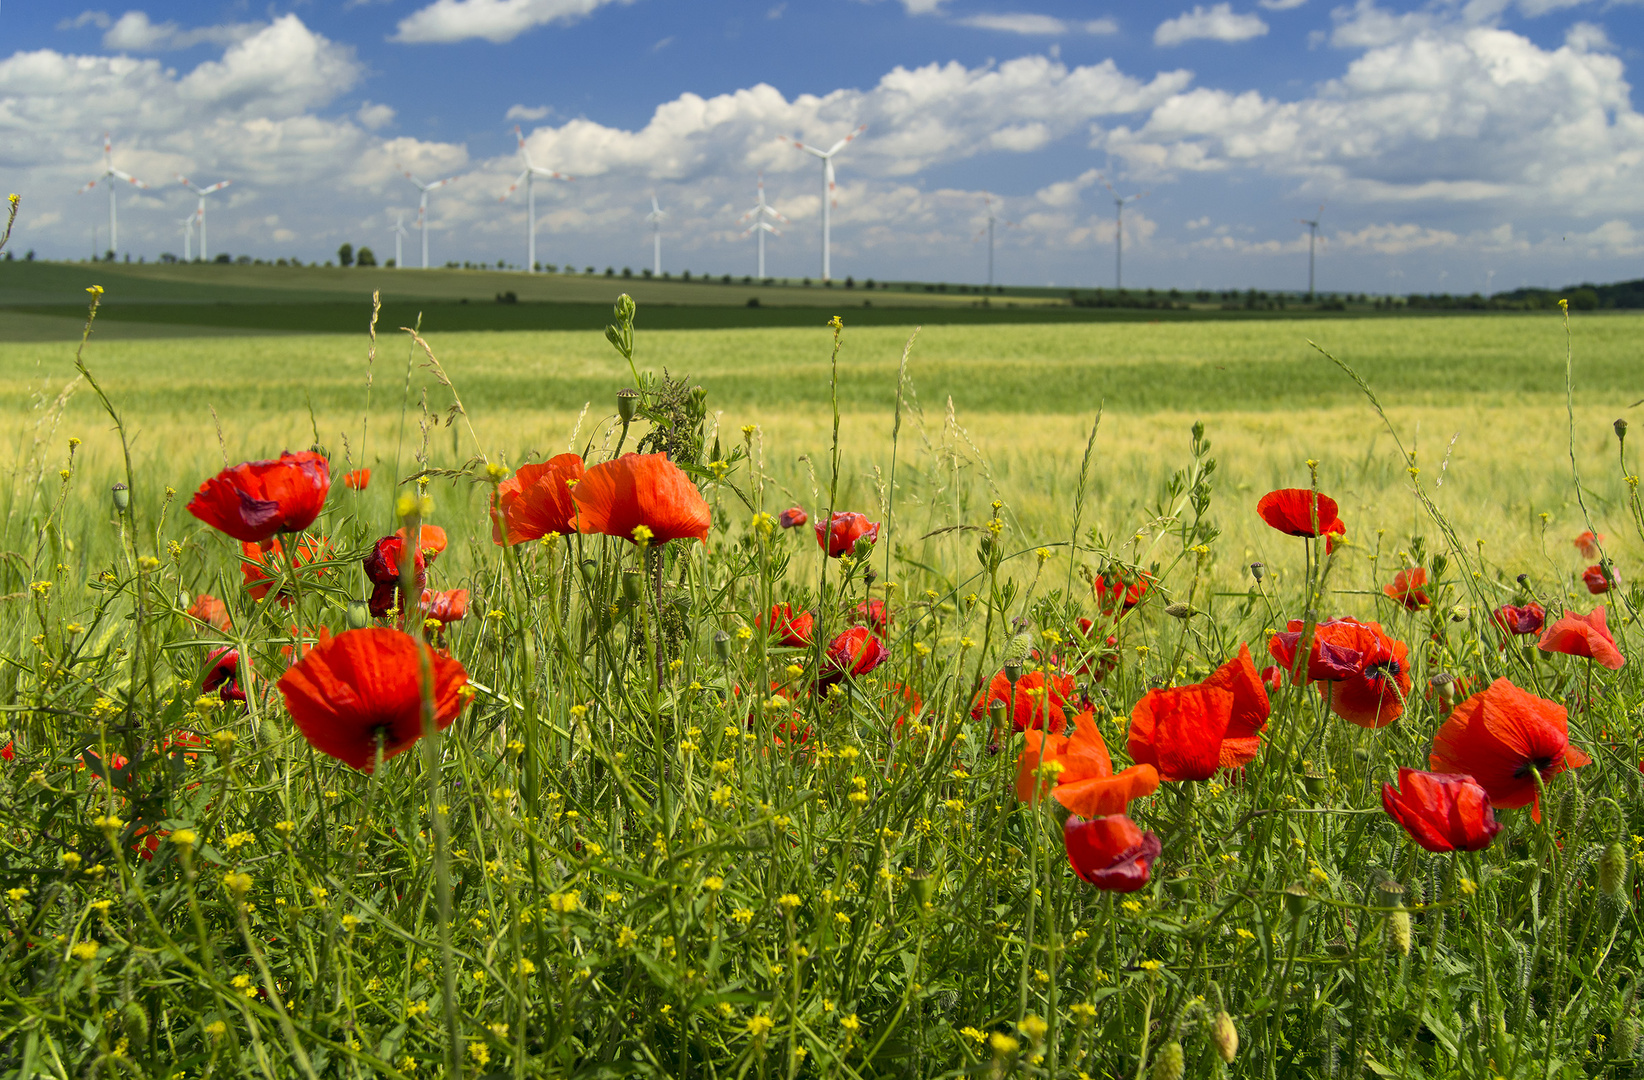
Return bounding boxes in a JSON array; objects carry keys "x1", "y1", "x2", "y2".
[{"x1": 3, "y1": 0, "x2": 1643, "y2": 293}]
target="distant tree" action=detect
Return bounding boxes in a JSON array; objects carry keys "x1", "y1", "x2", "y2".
[
  {"x1": 337, "y1": 243, "x2": 354, "y2": 267},
  {"x1": 236, "y1": 255, "x2": 251, "y2": 265},
  {"x1": 622, "y1": 267, "x2": 633, "y2": 278},
  {"x1": 355, "y1": 247, "x2": 377, "y2": 267},
  {"x1": 159, "y1": 253, "x2": 177, "y2": 264},
  {"x1": 605, "y1": 267, "x2": 615, "y2": 277},
  {"x1": 385, "y1": 258, "x2": 395, "y2": 268},
  {"x1": 216, "y1": 253, "x2": 232, "y2": 264}
]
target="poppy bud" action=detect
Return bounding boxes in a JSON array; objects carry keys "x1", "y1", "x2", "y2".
[
  {"x1": 1557, "y1": 786, "x2": 1580, "y2": 833},
  {"x1": 1600, "y1": 840, "x2": 1627, "y2": 898},
  {"x1": 1150, "y1": 1041, "x2": 1184, "y2": 1080},
  {"x1": 1249, "y1": 561, "x2": 1264, "y2": 582},
  {"x1": 1164, "y1": 602, "x2": 1192, "y2": 620},
  {"x1": 346, "y1": 600, "x2": 370, "y2": 630},
  {"x1": 1450, "y1": 603, "x2": 1470, "y2": 623},
  {"x1": 621, "y1": 569, "x2": 644, "y2": 604},
  {"x1": 713, "y1": 630, "x2": 731, "y2": 662},
  {"x1": 1617, "y1": 1013, "x2": 1639, "y2": 1058},
  {"x1": 1617, "y1": 418, "x2": 1629, "y2": 441},
  {"x1": 908, "y1": 869, "x2": 936, "y2": 908},
  {"x1": 1212, "y1": 1012, "x2": 1238, "y2": 1063},
  {"x1": 579, "y1": 559, "x2": 598, "y2": 588},
  {"x1": 1283, "y1": 883, "x2": 1313, "y2": 919},
  {"x1": 617, "y1": 388, "x2": 640, "y2": 423},
  {"x1": 111, "y1": 482, "x2": 130, "y2": 512}
]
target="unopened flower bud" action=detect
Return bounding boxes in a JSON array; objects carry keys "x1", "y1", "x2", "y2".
[
  {"x1": 579, "y1": 559, "x2": 598, "y2": 588},
  {"x1": 617, "y1": 388, "x2": 639, "y2": 423},
  {"x1": 1600, "y1": 840, "x2": 1628, "y2": 898},
  {"x1": 346, "y1": 600, "x2": 371, "y2": 630},
  {"x1": 111, "y1": 482, "x2": 130, "y2": 512},
  {"x1": 1249, "y1": 561, "x2": 1264, "y2": 582},
  {"x1": 1617, "y1": 418, "x2": 1629, "y2": 441},
  {"x1": 1150, "y1": 1041, "x2": 1184, "y2": 1080},
  {"x1": 1431, "y1": 552, "x2": 1447, "y2": 577},
  {"x1": 1211, "y1": 1012, "x2": 1239, "y2": 1063},
  {"x1": 1617, "y1": 1013, "x2": 1639, "y2": 1057},
  {"x1": 713, "y1": 630, "x2": 731, "y2": 662},
  {"x1": 1164, "y1": 602, "x2": 1192, "y2": 620}
]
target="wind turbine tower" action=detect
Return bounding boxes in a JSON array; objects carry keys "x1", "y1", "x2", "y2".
[
  {"x1": 391, "y1": 212, "x2": 410, "y2": 269},
  {"x1": 645, "y1": 194, "x2": 666, "y2": 275},
  {"x1": 177, "y1": 174, "x2": 231, "y2": 262},
  {"x1": 77, "y1": 134, "x2": 147, "y2": 259},
  {"x1": 1297, "y1": 204, "x2": 1324, "y2": 297},
  {"x1": 780, "y1": 125, "x2": 865, "y2": 281},
  {"x1": 1100, "y1": 176, "x2": 1147, "y2": 290},
  {"x1": 501, "y1": 126, "x2": 571, "y2": 272},
  {"x1": 401, "y1": 167, "x2": 459, "y2": 269},
  {"x1": 738, "y1": 173, "x2": 787, "y2": 279},
  {"x1": 975, "y1": 194, "x2": 1017, "y2": 288},
  {"x1": 177, "y1": 214, "x2": 195, "y2": 263}
]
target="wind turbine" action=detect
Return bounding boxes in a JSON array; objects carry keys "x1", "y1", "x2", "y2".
[
  {"x1": 1099, "y1": 176, "x2": 1147, "y2": 290},
  {"x1": 391, "y1": 212, "x2": 410, "y2": 269},
  {"x1": 645, "y1": 194, "x2": 666, "y2": 276},
  {"x1": 500, "y1": 126, "x2": 571, "y2": 273},
  {"x1": 779, "y1": 125, "x2": 865, "y2": 282},
  {"x1": 177, "y1": 174, "x2": 231, "y2": 263},
  {"x1": 975, "y1": 193, "x2": 1017, "y2": 288},
  {"x1": 177, "y1": 214, "x2": 195, "y2": 263},
  {"x1": 1296, "y1": 204, "x2": 1324, "y2": 297},
  {"x1": 737, "y1": 173, "x2": 787, "y2": 279},
  {"x1": 401, "y1": 166, "x2": 459, "y2": 269},
  {"x1": 77, "y1": 133, "x2": 147, "y2": 259}
]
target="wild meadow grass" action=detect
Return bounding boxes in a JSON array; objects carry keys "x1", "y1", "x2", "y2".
[{"x1": 2, "y1": 296, "x2": 1643, "y2": 1078}]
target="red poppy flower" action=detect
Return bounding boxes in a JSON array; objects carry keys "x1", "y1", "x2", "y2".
[
  {"x1": 1128, "y1": 684, "x2": 1234, "y2": 782},
  {"x1": 1582, "y1": 564, "x2": 1616, "y2": 594},
  {"x1": 398, "y1": 524, "x2": 447, "y2": 562},
  {"x1": 492, "y1": 454, "x2": 585, "y2": 545},
  {"x1": 1383, "y1": 567, "x2": 1430, "y2": 610},
  {"x1": 343, "y1": 469, "x2": 370, "y2": 491},
  {"x1": 1381, "y1": 768, "x2": 1501, "y2": 853},
  {"x1": 186, "y1": 593, "x2": 232, "y2": 632},
  {"x1": 0, "y1": 741, "x2": 13, "y2": 762},
  {"x1": 779, "y1": 507, "x2": 808, "y2": 529},
  {"x1": 1259, "y1": 665, "x2": 1285, "y2": 692},
  {"x1": 1267, "y1": 616, "x2": 1411, "y2": 727},
  {"x1": 203, "y1": 647, "x2": 246, "y2": 702},
  {"x1": 573, "y1": 452, "x2": 711, "y2": 545},
  {"x1": 1063, "y1": 814, "x2": 1161, "y2": 892},
  {"x1": 364, "y1": 535, "x2": 427, "y2": 618},
  {"x1": 852, "y1": 599, "x2": 890, "y2": 634},
  {"x1": 1429, "y1": 677, "x2": 1591, "y2": 821},
  {"x1": 1073, "y1": 619, "x2": 1119, "y2": 681},
  {"x1": 818, "y1": 626, "x2": 888, "y2": 684},
  {"x1": 883, "y1": 682, "x2": 925, "y2": 733},
  {"x1": 1492, "y1": 602, "x2": 1545, "y2": 636},
  {"x1": 241, "y1": 536, "x2": 329, "y2": 604},
  {"x1": 1257, "y1": 488, "x2": 1344, "y2": 538},
  {"x1": 1093, "y1": 571, "x2": 1150, "y2": 614},
  {"x1": 1574, "y1": 530, "x2": 1604, "y2": 559},
  {"x1": 1538, "y1": 605, "x2": 1625, "y2": 669},
  {"x1": 1018, "y1": 708, "x2": 1159, "y2": 816},
  {"x1": 1199, "y1": 644, "x2": 1271, "y2": 768},
  {"x1": 420, "y1": 589, "x2": 469, "y2": 624},
  {"x1": 971, "y1": 669, "x2": 1077, "y2": 733},
  {"x1": 275, "y1": 627, "x2": 470, "y2": 772},
  {"x1": 815, "y1": 512, "x2": 880, "y2": 558},
  {"x1": 187, "y1": 451, "x2": 330, "y2": 543},
  {"x1": 760, "y1": 604, "x2": 813, "y2": 647}
]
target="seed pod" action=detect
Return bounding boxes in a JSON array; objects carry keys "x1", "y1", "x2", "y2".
[
  {"x1": 908, "y1": 869, "x2": 936, "y2": 908},
  {"x1": 1378, "y1": 880, "x2": 1411, "y2": 957},
  {"x1": 1211, "y1": 1012, "x2": 1239, "y2": 1063},
  {"x1": 616, "y1": 387, "x2": 640, "y2": 423},
  {"x1": 1283, "y1": 883, "x2": 1313, "y2": 919},
  {"x1": 345, "y1": 600, "x2": 371, "y2": 630},
  {"x1": 1150, "y1": 1041, "x2": 1184, "y2": 1080},
  {"x1": 621, "y1": 568, "x2": 644, "y2": 604},
  {"x1": 713, "y1": 630, "x2": 731, "y2": 662},
  {"x1": 1600, "y1": 841, "x2": 1628, "y2": 898},
  {"x1": 579, "y1": 559, "x2": 599, "y2": 588},
  {"x1": 987, "y1": 698, "x2": 1008, "y2": 728},
  {"x1": 1249, "y1": 561, "x2": 1265, "y2": 582},
  {"x1": 111, "y1": 482, "x2": 130, "y2": 512},
  {"x1": 1617, "y1": 418, "x2": 1629, "y2": 441}
]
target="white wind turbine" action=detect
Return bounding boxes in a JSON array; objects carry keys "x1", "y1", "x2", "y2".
[
  {"x1": 177, "y1": 214, "x2": 195, "y2": 263},
  {"x1": 1296, "y1": 203, "x2": 1325, "y2": 296},
  {"x1": 401, "y1": 166, "x2": 459, "y2": 269},
  {"x1": 645, "y1": 194, "x2": 666, "y2": 276},
  {"x1": 780, "y1": 124, "x2": 865, "y2": 281},
  {"x1": 177, "y1": 174, "x2": 231, "y2": 263},
  {"x1": 1099, "y1": 175, "x2": 1147, "y2": 290},
  {"x1": 77, "y1": 133, "x2": 147, "y2": 259},
  {"x1": 391, "y1": 212, "x2": 410, "y2": 269},
  {"x1": 500, "y1": 126, "x2": 571, "y2": 273},
  {"x1": 975, "y1": 193, "x2": 1017, "y2": 288},
  {"x1": 737, "y1": 173, "x2": 787, "y2": 280}
]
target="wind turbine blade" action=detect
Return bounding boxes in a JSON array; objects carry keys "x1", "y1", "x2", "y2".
[
  {"x1": 205, "y1": 181, "x2": 231, "y2": 194},
  {"x1": 823, "y1": 124, "x2": 867, "y2": 156},
  {"x1": 429, "y1": 176, "x2": 457, "y2": 190},
  {"x1": 78, "y1": 179, "x2": 98, "y2": 193},
  {"x1": 400, "y1": 167, "x2": 426, "y2": 189},
  {"x1": 501, "y1": 169, "x2": 529, "y2": 200}
]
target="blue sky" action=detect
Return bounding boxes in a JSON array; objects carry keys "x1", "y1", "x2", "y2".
[{"x1": 4, "y1": 0, "x2": 1643, "y2": 292}]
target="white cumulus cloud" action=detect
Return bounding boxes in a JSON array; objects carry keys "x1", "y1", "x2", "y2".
[
  {"x1": 954, "y1": 13, "x2": 1119, "y2": 35},
  {"x1": 1155, "y1": 4, "x2": 1269, "y2": 46},
  {"x1": 393, "y1": 0, "x2": 640, "y2": 44},
  {"x1": 101, "y1": 11, "x2": 263, "y2": 52}
]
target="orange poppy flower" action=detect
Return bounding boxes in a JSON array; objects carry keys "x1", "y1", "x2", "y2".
[
  {"x1": 759, "y1": 604, "x2": 813, "y2": 647},
  {"x1": 573, "y1": 452, "x2": 711, "y2": 544},
  {"x1": 240, "y1": 536, "x2": 329, "y2": 604},
  {"x1": 1128, "y1": 684, "x2": 1234, "y2": 782},
  {"x1": 187, "y1": 451, "x2": 331, "y2": 543},
  {"x1": 1017, "y1": 707, "x2": 1159, "y2": 817},
  {"x1": 1257, "y1": 488, "x2": 1344, "y2": 538},
  {"x1": 1574, "y1": 530, "x2": 1604, "y2": 559},
  {"x1": 1093, "y1": 571, "x2": 1150, "y2": 614},
  {"x1": 1582, "y1": 564, "x2": 1616, "y2": 594},
  {"x1": 1429, "y1": 677, "x2": 1591, "y2": 821},
  {"x1": 420, "y1": 589, "x2": 469, "y2": 624},
  {"x1": 492, "y1": 454, "x2": 585, "y2": 545},
  {"x1": 1063, "y1": 814, "x2": 1160, "y2": 892},
  {"x1": 186, "y1": 593, "x2": 232, "y2": 632},
  {"x1": 971, "y1": 669, "x2": 1077, "y2": 733},
  {"x1": 397, "y1": 524, "x2": 447, "y2": 561},
  {"x1": 1383, "y1": 567, "x2": 1430, "y2": 610},
  {"x1": 1537, "y1": 605, "x2": 1625, "y2": 669},
  {"x1": 343, "y1": 469, "x2": 370, "y2": 491},
  {"x1": 276, "y1": 627, "x2": 469, "y2": 772},
  {"x1": 1199, "y1": 643, "x2": 1271, "y2": 768}
]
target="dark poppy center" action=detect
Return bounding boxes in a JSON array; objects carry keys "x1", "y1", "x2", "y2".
[
  {"x1": 1513, "y1": 755, "x2": 1556, "y2": 779},
  {"x1": 1365, "y1": 658, "x2": 1402, "y2": 683}
]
